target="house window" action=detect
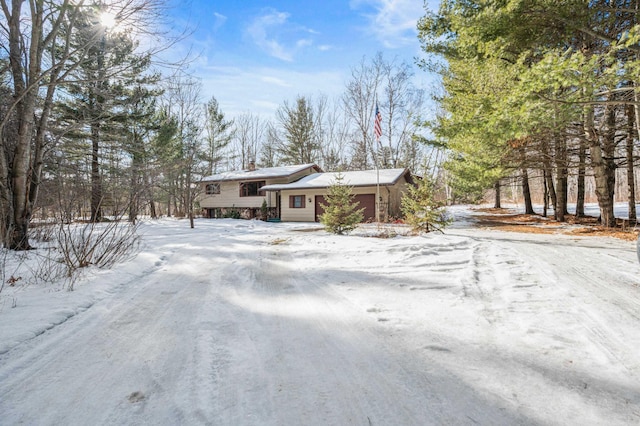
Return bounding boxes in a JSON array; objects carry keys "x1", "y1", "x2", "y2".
[
  {"x1": 240, "y1": 180, "x2": 265, "y2": 197},
  {"x1": 206, "y1": 183, "x2": 220, "y2": 195},
  {"x1": 289, "y1": 195, "x2": 305, "y2": 208}
]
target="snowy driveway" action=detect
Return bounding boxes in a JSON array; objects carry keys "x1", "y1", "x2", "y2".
[{"x1": 1, "y1": 215, "x2": 639, "y2": 425}]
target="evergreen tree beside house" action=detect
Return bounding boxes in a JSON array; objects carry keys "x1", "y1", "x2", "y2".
[
  {"x1": 319, "y1": 174, "x2": 364, "y2": 235},
  {"x1": 401, "y1": 175, "x2": 450, "y2": 233}
]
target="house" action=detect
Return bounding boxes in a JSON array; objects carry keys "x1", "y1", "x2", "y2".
[
  {"x1": 200, "y1": 163, "x2": 322, "y2": 219},
  {"x1": 260, "y1": 168, "x2": 414, "y2": 222}
]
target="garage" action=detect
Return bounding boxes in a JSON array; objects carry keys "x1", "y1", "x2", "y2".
[
  {"x1": 260, "y1": 168, "x2": 413, "y2": 222},
  {"x1": 315, "y1": 194, "x2": 376, "y2": 222}
]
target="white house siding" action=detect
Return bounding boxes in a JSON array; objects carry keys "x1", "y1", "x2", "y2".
[
  {"x1": 280, "y1": 189, "x2": 326, "y2": 222},
  {"x1": 199, "y1": 166, "x2": 321, "y2": 211},
  {"x1": 200, "y1": 175, "x2": 304, "y2": 210},
  {"x1": 280, "y1": 187, "x2": 396, "y2": 222}
]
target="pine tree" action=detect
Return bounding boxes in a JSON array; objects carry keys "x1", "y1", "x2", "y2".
[
  {"x1": 204, "y1": 96, "x2": 234, "y2": 175},
  {"x1": 276, "y1": 96, "x2": 319, "y2": 164},
  {"x1": 124, "y1": 85, "x2": 162, "y2": 223},
  {"x1": 320, "y1": 174, "x2": 364, "y2": 235},
  {"x1": 401, "y1": 175, "x2": 450, "y2": 233},
  {"x1": 57, "y1": 12, "x2": 156, "y2": 222}
]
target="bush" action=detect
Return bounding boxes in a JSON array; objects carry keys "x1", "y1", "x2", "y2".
[
  {"x1": 401, "y1": 175, "x2": 451, "y2": 233},
  {"x1": 55, "y1": 220, "x2": 141, "y2": 290},
  {"x1": 260, "y1": 200, "x2": 268, "y2": 221},
  {"x1": 0, "y1": 218, "x2": 141, "y2": 292},
  {"x1": 320, "y1": 174, "x2": 364, "y2": 235},
  {"x1": 223, "y1": 208, "x2": 241, "y2": 219}
]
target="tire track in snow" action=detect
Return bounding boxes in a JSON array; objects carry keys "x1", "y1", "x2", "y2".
[
  {"x1": 208, "y1": 233, "x2": 526, "y2": 425},
  {"x1": 0, "y1": 243, "x2": 223, "y2": 425},
  {"x1": 523, "y1": 243, "x2": 640, "y2": 375},
  {"x1": 436, "y1": 229, "x2": 640, "y2": 425},
  {"x1": 210, "y1": 239, "x2": 423, "y2": 424}
]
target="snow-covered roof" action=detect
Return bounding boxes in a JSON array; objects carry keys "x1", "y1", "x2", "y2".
[
  {"x1": 202, "y1": 164, "x2": 319, "y2": 182},
  {"x1": 261, "y1": 168, "x2": 410, "y2": 191}
]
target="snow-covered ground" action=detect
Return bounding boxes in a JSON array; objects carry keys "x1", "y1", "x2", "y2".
[{"x1": 1, "y1": 205, "x2": 639, "y2": 425}]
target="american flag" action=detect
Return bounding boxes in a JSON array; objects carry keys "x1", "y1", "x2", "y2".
[{"x1": 374, "y1": 104, "x2": 382, "y2": 142}]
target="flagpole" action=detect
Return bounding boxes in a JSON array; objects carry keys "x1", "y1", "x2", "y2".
[
  {"x1": 376, "y1": 152, "x2": 380, "y2": 223},
  {"x1": 374, "y1": 101, "x2": 381, "y2": 223}
]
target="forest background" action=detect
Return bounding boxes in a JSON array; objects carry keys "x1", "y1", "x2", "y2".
[{"x1": 2, "y1": 0, "x2": 640, "y2": 251}]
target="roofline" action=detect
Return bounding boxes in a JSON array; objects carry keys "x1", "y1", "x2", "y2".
[
  {"x1": 262, "y1": 181, "x2": 398, "y2": 192},
  {"x1": 202, "y1": 164, "x2": 322, "y2": 182},
  {"x1": 389, "y1": 167, "x2": 411, "y2": 186},
  {"x1": 261, "y1": 168, "x2": 412, "y2": 191}
]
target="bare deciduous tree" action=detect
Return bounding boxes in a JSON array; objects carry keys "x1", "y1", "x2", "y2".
[
  {"x1": 0, "y1": 0, "x2": 168, "y2": 249},
  {"x1": 379, "y1": 58, "x2": 426, "y2": 168},
  {"x1": 161, "y1": 76, "x2": 206, "y2": 228},
  {"x1": 342, "y1": 53, "x2": 383, "y2": 170},
  {"x1": 233, "y1": 112, "x2": 264, "y2": 169}
]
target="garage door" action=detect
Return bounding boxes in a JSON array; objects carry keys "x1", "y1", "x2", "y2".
[
  {"x1": 314, "y1": 194, "x2": 376, "y2": 222},
  {"x1": 354, "y1": 194, "x2": 376, "y2": 221}
]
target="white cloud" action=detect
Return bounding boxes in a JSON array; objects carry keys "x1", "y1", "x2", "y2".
[
  {"x1": 213, "y1": 12, "x2": 227, "y2": 31},
  {"x1": 351, "y1": 0, "x2": 426, "y2": 48},
  {"x1": 250, "y1": 99, "x2": 281, "y2": 112},
  {"x1": 246, "y1": 10, "x2": 294, "y2": 61},
  {"x1": 198, "y1": 65, "x2": 345, "y2": 118},
  {"x1": 296, "y1": 39, "x2": 313, "y2": 48},
  {"x1": 261, "y1": 76, "x2": 291, "y2": 87},
  {"x1": 246, "y1": 9, "x2": 317, "y2": 62},
  {"x1": 318, "y1": 45, "x2": 333, "y2": 51}
]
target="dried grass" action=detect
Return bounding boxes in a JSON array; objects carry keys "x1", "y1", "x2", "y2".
[{"x1": 470, "y1": 208, "x2": 639, "y2": 241}]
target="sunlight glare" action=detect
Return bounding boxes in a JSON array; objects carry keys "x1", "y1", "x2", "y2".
[{"x1": 99, "y1": 11, "x2": 117, "y2": 29}]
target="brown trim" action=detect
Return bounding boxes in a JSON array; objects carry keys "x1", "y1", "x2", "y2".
[
  {"x1": 289, "y1": 195, "x2": 305, "y2": 208},
  {"x1": 205, "y1": 183, "x2": 220, "y2": 195},
  {"x1": 314, "y1": 195, "x2": 327, "y2": 222},
  {"x1": 239, "y1": 180, "x2": 266, "y2": 197}
]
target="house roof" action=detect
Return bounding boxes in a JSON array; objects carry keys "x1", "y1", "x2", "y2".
[
  {"x1": 260, "y1": 168, "x2": 411, "y2": 191},
  {"x1": 202, "y1": 164, "x2": 320, "y2": 182}
]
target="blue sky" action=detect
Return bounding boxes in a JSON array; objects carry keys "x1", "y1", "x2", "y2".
[{"x1": 170, "y1": 0, "x2": 438, "y2": 118}]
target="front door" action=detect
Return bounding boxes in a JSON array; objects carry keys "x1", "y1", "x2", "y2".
[
  {"x1": 276, "y1": 193, "x2": 281, "y2": 218},
  {"x1": 314, "y1": 195, "x2": 327, "y2": 222}
]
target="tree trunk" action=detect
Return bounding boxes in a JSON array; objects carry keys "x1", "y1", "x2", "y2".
[
  {"x1": 543, "y1": 171, "x2": 549, "y2": 217},
  {"x1": 186, "y1": 167, "x2": 194, "y2": 229},
  {"x1": 149, "y1": 200, "x2": 157, "y2": 219},
  {"x1": 128, "y1": 130, "x2": 143, "y2": 223},
  {"x1": 28, "y1": 86, "x2": 54, "y2": 226},
  {"x1": 554, "y1": 133, "x2": 568, "y2": 222},
  {"x1": 521, "y1": 168, "x2": 534, "y2": 214},
  {"x1": 542, "y1": 139, "x2": 557, "y2": 215},
  {"x1": 494, "y1": 180, "x2": 501, "y2": 209},
  {"x1": 585, "y1": 104, "x2": 616, "y2": 227},
  {"x1": 4, "y1": 0, "x2": 41, "y2": 250},
  {"x1": 7, "y1": 92, "x2": 36, "y2": 251},
  {"x1": 576, "y1": 138, "x2": 587, "y2": 217},
  {"x1": 90, "y1": 122, "x2": 103, "y2": 222},
  {"x1": 90, "y1": 36, "x2": 107, "y2": 223},
  {"x1": 627, "y1": 105, "x2": 637, "y2": 223},
  {"x1": 544, "y1": 165, "x2": 557, "y2": 217},
  {"x1": 0, "y1": 144, "x2": 10, "y2": 246}
]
